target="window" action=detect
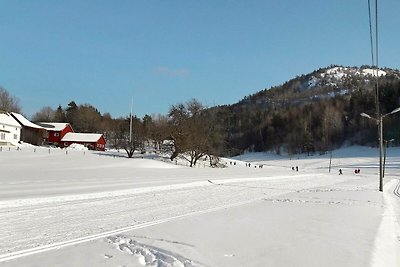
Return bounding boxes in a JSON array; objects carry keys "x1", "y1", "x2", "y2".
[
  {"x1": 14, "y1": 134, "x2": 17, "y2": 140},
  {"x1": 0, "y1": 133, "x2": 5, "y2": 140},
  {"x1": 64, "y1": 142, "x2": 68, "y2": 146},
  {"x1": 54, "y1": 133, "x2": 59, "y2": 137}
]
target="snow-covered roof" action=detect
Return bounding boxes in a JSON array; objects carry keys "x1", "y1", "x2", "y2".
[
  {"x1": 11, "y1": 112, "x2": 45, "y2": 129},
  {"x1": 39, "y1": 122, "x2": 71, "y2": 131},
  {"x1": 61, "y1": 132, "x2": 103, "y2": 143},
  {"x1": 0, "y1": 113, "x2": 21, "y2": 128}
]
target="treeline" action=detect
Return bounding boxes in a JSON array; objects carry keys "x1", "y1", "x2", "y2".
[
  {"x1": 0, "y1": 87, "x2": 226, "y2": 164},
  {"x1": 31, "y1": 99, "x2": 226, "y2": 165}
]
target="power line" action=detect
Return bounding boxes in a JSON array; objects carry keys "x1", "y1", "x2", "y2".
[
  {"x1": 367, "y1": 0, "x2": 375, "y2": 67},
  {"x1": 367, "y1": 0, "x2": 380, "y2": 118},
  {"x1": 374, "y1": 0, "x2": 380, "y2": 118}
]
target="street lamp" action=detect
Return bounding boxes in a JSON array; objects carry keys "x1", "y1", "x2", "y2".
[
  {"x1": 360, "y1": 107, "x2": 400, "y2": 192},
  {"x1": 383, "y1": 138, "x2": 395, "y2": 178}
]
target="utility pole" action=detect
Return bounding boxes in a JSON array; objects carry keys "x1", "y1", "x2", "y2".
[
  {"x1": 130, "y1": 97, "x2": 133, "y2": 144},
  {"x1": 367, "y1": 0, "x2": 383, "y2": 191},
  {"x1": 378, "y1": 117, "x2": 383, "y2": 191},
  {"x1": 383, "y1": 139, "x2": 395, "y2": 178}
]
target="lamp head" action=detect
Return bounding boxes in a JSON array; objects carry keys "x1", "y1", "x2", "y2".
[
  {"x1": 389, "y1": 107, "x2": 400, "y2": 115},
  {"x1": 360, "y1": 112, "x2": 372, "y2": 119}
]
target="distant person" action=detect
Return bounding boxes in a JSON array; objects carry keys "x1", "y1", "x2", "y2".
[
  {"x1": 339, "y1": 169, "x2": 343, "y2": 175},
  {"x1": 292, "y1": 167, "x2": 295, "y2": 171},
  {"x1": 358, "y1": 168, "x2": 360, "y2": 174},
  {"x1": 296, "y1": 166, "x2": 299, "y2": 172}
]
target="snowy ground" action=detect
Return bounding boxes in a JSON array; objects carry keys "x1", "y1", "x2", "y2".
[{"x1": 0, "y1": 145, "x2": 399, "y2": 266}]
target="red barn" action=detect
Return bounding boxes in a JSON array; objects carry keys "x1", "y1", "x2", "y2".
[
  {"x1": 39, "y1": 122, "x2": 74, "y2": 146},
  {"x1": 60, "y1": 132, "x2": 106, "y2": 151}
]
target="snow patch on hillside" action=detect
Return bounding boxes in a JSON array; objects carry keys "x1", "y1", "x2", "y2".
[
  {"x1": 324, "y1": 67, "x2": 348, "y2": 79},
  {"x1": 303, "y1": 66, "x2": 388, "y2": 93},
  {"x1": 361, "y1": 68, "x2": 386, "y2": 77}
]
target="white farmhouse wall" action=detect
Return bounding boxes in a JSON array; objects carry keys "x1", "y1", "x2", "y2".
[{"x1": 0, "y1": 113, "x2": 22, "y2": 145}]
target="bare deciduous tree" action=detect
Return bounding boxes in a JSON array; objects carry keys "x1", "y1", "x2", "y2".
[
  {"x1": 168, "y1": 99, "x2": 223, "y2": 167},
  {"x1": 32, "y1": 106, "x2": 55, "y2": 122},
  {"x1": 0, "y1": 86, "x2": 21, "y2": 113}
]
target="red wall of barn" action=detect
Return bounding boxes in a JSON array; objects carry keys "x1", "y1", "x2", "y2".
[
  {"x1": 47, "y1": 124, "x2": 73, "y2": 144},
  {"x1": 96, "y1": 136, "x2": 106, "y2": 151}
]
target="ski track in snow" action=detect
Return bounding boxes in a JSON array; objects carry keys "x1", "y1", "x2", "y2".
[{"x1": 0, "y1": 174, "x2": 352, "y2": 257}]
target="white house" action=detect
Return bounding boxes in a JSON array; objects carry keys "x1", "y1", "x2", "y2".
[{"x1": 0, "y1": 112, "x2": 21, "y2": 146}]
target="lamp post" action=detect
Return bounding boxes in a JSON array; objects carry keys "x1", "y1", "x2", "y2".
[
  {"x1": 383, "y1": 138, "x2": 395, "y2": 178},
  {"x1": 360, "y1": 106, "x2": 400, "y2": 192}
]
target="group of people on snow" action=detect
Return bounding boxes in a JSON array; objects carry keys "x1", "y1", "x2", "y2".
[{"x1": 338, "y1": 168, "x2": 361, "y2": 175}]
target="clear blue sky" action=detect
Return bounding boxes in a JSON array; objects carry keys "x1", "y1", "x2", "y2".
[{"x1": 1, "y1": 1, "x2": 399, "y2": 119}]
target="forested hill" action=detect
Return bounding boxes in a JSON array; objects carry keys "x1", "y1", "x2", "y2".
[{"x1": 209, "y1": 65, "x2": 400, "y2": 156}]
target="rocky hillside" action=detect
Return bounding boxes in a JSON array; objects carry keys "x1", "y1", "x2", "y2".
[
  {"x1": 238, "y1": 65, "x2": 400, "y2": 109},
  {"x1": 209, "y1": 65, "x2": 400, "y2": 156}
]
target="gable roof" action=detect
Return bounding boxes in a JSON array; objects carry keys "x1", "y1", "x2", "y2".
[
  {"x1": 0, "y1": 113, "x2": 21, "y2": 128},
  {"x1": 61, "y1": 132, "x2": 103, "y2": 143},
  {"x1": 39, "y1": 122, "x2": 72, "y2": 131},
  {"x1": 11, "y1": 112, "x2": 44, "y2": 129}
]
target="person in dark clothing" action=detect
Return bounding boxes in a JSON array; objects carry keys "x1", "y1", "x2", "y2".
[{"x1": 339, "y1": 169, "x2": 343, "y2": 175}]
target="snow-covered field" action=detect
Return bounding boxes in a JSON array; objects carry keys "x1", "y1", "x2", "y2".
[{"x1": 1, "y1": 145, "x2": 399, "y2": 266}]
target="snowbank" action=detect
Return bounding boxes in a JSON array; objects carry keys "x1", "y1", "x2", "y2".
[{"x1": 66, "y1": 143, "x2": 88, "y2": 151}]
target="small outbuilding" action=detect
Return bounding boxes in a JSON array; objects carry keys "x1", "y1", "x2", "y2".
[
  {"x1": 0, "y1": 112, "x2": 21, "y2": 146},
  {"x1": 60, "y1": 132, "x2": 106, "y2": 151},
  {"x1": 39, "y1": 122, "x2": 74, "y2": 146},
  {"x1": 11, "y1": 112, "x2": 47, "y2": 146}
]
